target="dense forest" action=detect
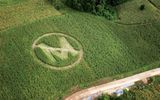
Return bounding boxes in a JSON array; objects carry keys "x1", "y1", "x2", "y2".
[{"x1": 50, "y1": 0, "x2": 129, "y2": 19}]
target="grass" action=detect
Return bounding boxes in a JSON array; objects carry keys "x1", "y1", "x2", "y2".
[
  {"x1": 116, "y1": 0, "x2": 160, "y2": 24},
  {"x1": 0, "y1": 0, "x2": 26, "y2": 6},
  {"x1": 34, "y1": 44, "x2": 79, "y2": 67},
  {"x1": 0, "y1": 0, "x2": 61, "y2": 31},
  {"x1": 149, "y1": 0, "x2": 160, "y2": 9},
  {"x1": 0, "y1": 0, "x2": 160, "y2": 99},
  {"x1": 34, "y1": 46, "x2": 57, "y2": 65},
  {"x1": 33, "y1": 34, "x2": 81, "y2": 67}
]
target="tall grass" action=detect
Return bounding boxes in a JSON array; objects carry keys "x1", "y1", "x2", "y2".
[
  {"x1": 116, "y1": 0, "x2": 160, "y2": 24},
  {"x1": 0, "y1": 0, "x2": 61, "y2": 31},
  {"x1": 0, "y1": 0, "x2": 160, "y2": 99}
]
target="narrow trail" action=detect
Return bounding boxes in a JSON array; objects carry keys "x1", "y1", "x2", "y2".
[
  {"x1": 114, "y1": 21, "x2": 153, "y2": 26},
  {"x1": 65, "y1": 68, "x2": 160, "y2": 100},
  {"x1": 148, "y1": 0, "x2": 160, "y2": 11}
]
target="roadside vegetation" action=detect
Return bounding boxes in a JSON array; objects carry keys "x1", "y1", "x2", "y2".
[
  {"x1": 98, "y1": 77, "x2": 160, "y2": 100},
  {"x1": 0, "y1": 0, "x2": 160, "y2": 99}
]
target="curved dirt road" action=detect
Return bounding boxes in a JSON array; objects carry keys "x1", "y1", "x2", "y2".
[{"x1": 65, "y1": 68, "x2": 160, "y2": 100}]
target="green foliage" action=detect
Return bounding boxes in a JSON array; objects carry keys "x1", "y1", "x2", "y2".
[
  {"x1": 150, "y1": 0, "x2": 160, "y2": 9},
  {"x1": 140, "y1": 4, "x2": 145, "y2": 10},
  {"x1": 110, "y1": 0, "x2": 129, "y2": 6},
  {"x1": 0, "y1": 0, "x2": 61, "y2": 31},
  {"x1": 49, "y1": 0, "x2": 64, "y2": 10},
  {"x1": 98, "y1": 94, "x2": 110, "y2": 100},
  {"x1": 1, "y1": 0, "x2": 160, "y2": 99},
  {"x1": 65, "y1": 0, "x2": 95, "y2": 11},
  {"x1": 116, "y1": 0, "x2": 160, "y2": 24},
  {"x1": 65, "y1": 0, "x2": 119, "y2": 20},
  {"x1": 1, "y1": 11, "x2": 160, "y2": 99},
  {"x1": 51, "y1": 52, "x2": 79, "y2": 67},
  {"x1": 34, "y1": 47, "x2": 54, "y2": 65},
  {"x1": 0, "y1": 0, "x2": 26, "y2": 6},
  {"x1": 54, "y1": 0, "x2": 64, "y2": 10},
  {"x1": 112, "y1": 77, "x2": 160, "y2": 100}
]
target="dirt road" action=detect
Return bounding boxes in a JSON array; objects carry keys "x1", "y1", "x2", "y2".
[{"x1": 65, "y1": 68, "x2": 160, "y2": 100}]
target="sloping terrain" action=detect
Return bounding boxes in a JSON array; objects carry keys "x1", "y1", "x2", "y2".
[
  {"x1": 66, "y1": 68, "x2": 160, "y2": 100},
  {"x1": 0, "y1": 0, "x2": 26, "y2": 6},
  {"x1": 0, "y1": 0, "x2": 160, "y2": 99},
  {"x1": 116, "y1": 0, "x2": 160, "y2": 24},
  {"x1": 0, "y1": 0, "x2": 61, "y2": 31},
  {"x1": 149, "y1": 0, "x2": 160, "y2": 9}
]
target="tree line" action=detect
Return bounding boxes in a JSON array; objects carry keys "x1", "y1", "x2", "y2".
[{"x1": 49, "y1": 0, "x2": 129, "y2": 19}]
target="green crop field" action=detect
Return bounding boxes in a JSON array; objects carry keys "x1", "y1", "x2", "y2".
[
  {"x1": 116, "y1": 0, "x2": 160, "y2": 24},
  {"x1": 149, "y1": 0, "x2": 160, "y2": 9},
  {"x1": 0, "y1": 0, "x2": 26, "y2": 6},
  {"x1": 0, "y1": 0, "x2": 61, "y2": 31},
  {"x1": 0, "y1": 0, "x2": 160, "y2": 99}
]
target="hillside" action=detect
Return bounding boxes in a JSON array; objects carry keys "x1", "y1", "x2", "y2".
[{"x1": 0, "y1": 0, "x2": 160, "y2": 99}]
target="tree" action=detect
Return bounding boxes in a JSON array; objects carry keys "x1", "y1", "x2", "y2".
[
  {"x1": 110, "y1": 0, "x2": 129, "y2": 6},
  {"x1": 48, "y1": 0, "x2": 63, "y2": 10},
  {"x1": 65, "y1": 0, "x2": 128, "y2": 19},
  {"x1": 140, "y1": 4, "x2": 145, "y2": 10}
]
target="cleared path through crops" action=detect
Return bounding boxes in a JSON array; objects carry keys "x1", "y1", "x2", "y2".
[{"x1": 65, "y1": 68, "x2": 160, "y2": 100}]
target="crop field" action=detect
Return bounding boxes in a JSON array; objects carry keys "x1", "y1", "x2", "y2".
[
  {"x1": 32, "y1": 33, "x2": 82, "y2": 70},
  {"x1": 0, "y1": 0, "x2": 26, "y2": 6},
  {"x1": 0, "y1": 0, "x2": 61, "y2": 31},
  {"x1": 149, "y1": 0, "x2": 160, "y2": 9},
  {"x1": 116, "y1": 0, "x2": 160, "y2": 24},
  {"x1": 0, "y1": 0, "x2": 160, "y2": 99}
]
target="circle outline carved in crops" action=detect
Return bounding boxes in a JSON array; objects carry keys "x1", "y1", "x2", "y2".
[{"x1": 32, "y1": 33, "x2": 83, "y2": 70}]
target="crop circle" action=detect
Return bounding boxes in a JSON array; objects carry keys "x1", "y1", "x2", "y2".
[{"x1": 32, "y1": 33, "x2": 83, "y2": 70}]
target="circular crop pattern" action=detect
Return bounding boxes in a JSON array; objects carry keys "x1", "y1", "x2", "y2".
[{"x1": 32, "y1": 33, "x2": 83, "y2": 70}]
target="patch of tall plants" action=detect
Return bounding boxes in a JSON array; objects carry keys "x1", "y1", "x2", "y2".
[
  {"x1": 65, "y1": 0, "x2": 128, "y2": 20},
  {"x1": 48, "y1": 0, "x2": 64, "y2": 10}
]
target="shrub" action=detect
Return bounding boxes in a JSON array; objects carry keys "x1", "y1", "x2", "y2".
[
  {"x1": 110, "y1": 0, "x2": 129, "y2": 6},
  {"x1": 98, "y1": 94, "x2": 110, "y2": 100},
  {"x1": 65, "y1": 0, "x2": 119, "y2": 20},
  {"x1": 140, "y1": 4, "x2": 145, "y2": 10},
  {"x1": 49, "y1": 0, "x2": 63, "y2": 10}
]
